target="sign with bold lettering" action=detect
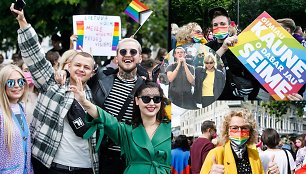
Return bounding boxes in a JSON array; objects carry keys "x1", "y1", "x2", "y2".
[
  {"x1": 229, "y1": 12, "x2": 306, "y2": 100},
  {"x1": 73, "y1": 15, "x2": 121, "y2": 56}
]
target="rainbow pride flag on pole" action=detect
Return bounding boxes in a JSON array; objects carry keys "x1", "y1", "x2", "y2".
[{"x1": 124, "y1": 0, "x2": 153, "y2": 25}]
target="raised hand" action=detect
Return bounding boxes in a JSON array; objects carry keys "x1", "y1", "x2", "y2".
[
  {"x1": 55, "y1": 70, "x2": 67, "y2": 85},
  {"x1": 69, "y1": 76, "x2": 86, "y2": 104},
  {"x1": 209, "y1": 155, "x2": 224, "y2": 174},
  {"x1": 222, "y1": 35, "x2": 238, "y2": 50}
]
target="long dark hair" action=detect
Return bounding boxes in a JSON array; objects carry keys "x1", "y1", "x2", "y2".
[{"x1": 132, "y1": 82, "x2": 169, "y2": 127}]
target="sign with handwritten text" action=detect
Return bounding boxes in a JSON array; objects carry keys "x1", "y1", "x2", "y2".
[
  {"x1": 73, "y1": 15, "x2": 121, "y2": 56},
  {"x1": 229, "y1": 12, "x2": 306, "y2": 100}
]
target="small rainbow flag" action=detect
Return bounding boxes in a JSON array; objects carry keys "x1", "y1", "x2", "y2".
[
  {"x1": 112, "y1": 22, "x2": 120, "y2": 51},
  {"x1": 76, "y1": 21, "x2": 84, "y2": 50},
  {"x1": 124, "y1": 0, "x2": 153, "y2": 25}
]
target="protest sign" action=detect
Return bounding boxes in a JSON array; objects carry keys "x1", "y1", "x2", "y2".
[
  {"x1": 229, "y1": 11, "x2": 306, "y2": 100},
  {"x1": 73, "y1": 15, "x2": 121, "y2": 56}
]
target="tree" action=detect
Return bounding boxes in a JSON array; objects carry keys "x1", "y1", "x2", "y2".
[
  {"x1": 0, "y1": 0, "x2": 167, "y2": 54},
  {"x1": 169, "y1": 0, "x2": 306, "y2": 31},
  {"x1": 261, "y1": 101, "x2": 306, "y2": 118}
]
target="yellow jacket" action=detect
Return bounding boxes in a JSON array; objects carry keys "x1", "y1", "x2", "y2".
[{"x1": 200, "y1": 141, "x2": 264, "y2": 174}]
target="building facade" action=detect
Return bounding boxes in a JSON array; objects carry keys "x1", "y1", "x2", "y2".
[{"x1": 179, "y1": 101, "x2": 304, "y2": 137}]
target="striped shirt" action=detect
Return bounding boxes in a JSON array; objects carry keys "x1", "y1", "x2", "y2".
[{"x1": 103, "y1": 77, "x2": 136, "y2": 151}]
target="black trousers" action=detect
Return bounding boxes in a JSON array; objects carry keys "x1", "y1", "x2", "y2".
[
  {"x1": 99, "y1": 148, "x2": 126, "y2": 174},
  {"x1": 32, "y1": 157, "x2": 93, "y2": 174}
]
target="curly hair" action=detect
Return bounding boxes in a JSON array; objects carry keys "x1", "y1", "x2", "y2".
[
  {"x1": 176, "y1": 22, "x2": 201, "y2": 45},
  {"x1": 221, "y1": 109, "x2": 257, "y2": 145}
]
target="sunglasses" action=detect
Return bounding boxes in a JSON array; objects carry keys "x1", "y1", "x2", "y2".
[
  {"x1": 204, "y1": 62, "x2": 214, "y2": 64},
  {"x1": 139, "y1": 96, "x2": 162, "y2": 104},
  {"x1": 6, "y1": 78, "x2": 26, "y2": 88},
  {"x1": 119, "y1": 49, "x2": 138, "y2": 57}
]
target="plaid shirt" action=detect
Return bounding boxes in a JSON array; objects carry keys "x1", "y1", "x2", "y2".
[{"x1": 18, "y1": 25, "x2": 99, "y2": 174}]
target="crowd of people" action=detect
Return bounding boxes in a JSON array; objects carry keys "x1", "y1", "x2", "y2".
[
  {"x1": 0, "y1": 2, "x2": 306, "y2": 174},
  {"x1": 172, "y1": 109, "x2": 306, "y2": 174},
  {"x1": 0, "y1": 3, "x2": 171, "y2": 174},
  {"x1": 168, "y1": 6, "x2": 305, "y2": 108}
]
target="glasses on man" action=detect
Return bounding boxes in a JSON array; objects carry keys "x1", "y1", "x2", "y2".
[
  {"x1": 119, "y1": 49, "x2": 138, "y2": 57},
  {"x1": 6, "y1": 78, "x2": 26, "y2": 88},
  {"x1": 138, "y1": 96, "x2": 162, "y2": 104},
  {"x1": 204, "y1": 61, "x2": 214, "y2": 64},
  {"x1": 229, "y1": 125, "x2": 250, "y2": 132}
]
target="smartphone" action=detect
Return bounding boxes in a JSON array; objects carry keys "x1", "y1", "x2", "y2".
[
  {"x1": 12, "y1": 0, "x2": 26, "y2": 17},
  {"x1": 14, "y1": 0, "x2": 26, "y2": 11}
]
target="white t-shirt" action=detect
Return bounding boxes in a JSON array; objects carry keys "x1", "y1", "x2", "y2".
[
  {"x1": 53, "y1": 117, "x2": 92, "y2": 168},
  {"x1": 260, "y1": 149, "x2": 296, "y2": 174}
]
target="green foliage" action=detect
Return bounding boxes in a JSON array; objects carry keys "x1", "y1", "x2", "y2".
[
  {"x1": 261, "y1": 101, "x2": 306, "y2": 118},
  {"x1": 0, "y1": 0, "x2": 167, "y2": 52},
  {"x1": 170, "y1": 0, "x2": 306, "y2": 31}
]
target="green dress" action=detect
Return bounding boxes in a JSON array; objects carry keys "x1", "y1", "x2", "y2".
[{"x1": 85, "y1": 106, "x2": 171, "y2": 174}]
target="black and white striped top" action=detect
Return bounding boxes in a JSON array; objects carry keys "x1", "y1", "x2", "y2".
[{"x1": 103, "y1": 76, "x2": 136, "y2": 151}]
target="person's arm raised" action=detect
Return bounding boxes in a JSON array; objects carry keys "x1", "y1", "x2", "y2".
[
  {"x1": 182, "y1": 58, "x2": 195, "y2": 85},
  {"x1": 215, "y1": 35, "x2": 238, "y2": 57},
  {"x1": 11, "y1": 3, "x2": 55, "y2": 91},
  {"x1": 167, "y1": 61, "x2": 181, "y2": 82}
]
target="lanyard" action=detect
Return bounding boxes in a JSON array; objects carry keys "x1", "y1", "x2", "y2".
[{"x1": 12, "y1": 103, "x2": 29, "y2": 174}]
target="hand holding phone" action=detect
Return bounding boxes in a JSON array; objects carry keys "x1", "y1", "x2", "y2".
[{"x1": 12, "y1": 0, "x2": 26, "y2": 17}]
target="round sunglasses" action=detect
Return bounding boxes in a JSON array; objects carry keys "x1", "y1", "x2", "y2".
[
  {"x1": 6, "y1": 78, "x2": 26, "y2": 88},
  {"x1": 119, "y1": 49, "x2": 138, "y2": 57},
  {"x1": 138, "y1": 96, "x2": 162, "y2": 104}
]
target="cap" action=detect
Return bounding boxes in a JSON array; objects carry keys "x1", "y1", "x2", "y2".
[{"x1": 208, "y1": 7, "x2": 229, "y2": 20}]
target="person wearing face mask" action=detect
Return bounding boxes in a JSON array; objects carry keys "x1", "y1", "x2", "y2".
[
  {"x1": 20, "y1": 62, "x2": 38, "y2": 124},
  {"x1": 205, "y1": 7, "x2": 260, "y2": 100},
  {"x1": 175, "y1": 22, "x2": 208, "y2": 47},
  {"x1": 190, "y1": 121, "x2": 217, "y2": 174},
  {"x1": 295, "y1": 136, "x2": 306, "y2": 170},
  {"x1": 200, "y1": 109, "x2": 280, "y2": 174}
]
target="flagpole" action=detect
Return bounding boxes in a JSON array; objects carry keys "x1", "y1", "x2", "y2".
[{"x1": 131, "y1": 24, "x2": 144, "y2": 37}]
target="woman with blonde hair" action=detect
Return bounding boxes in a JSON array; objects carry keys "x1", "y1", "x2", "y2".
[
  {"x1": 0, "y1": 64, "x2": 33, "y2": 174},
  {"x1": 194, "y1": 54, "x2": 225, "y2": 108},
  {"x1": 176, "y1": 22, "x2": 208, "y2": 46},
  {"x1": 200, "y1": 109, "x2": 280, "y2": 174},
  {"x1": 58, "y1": 49, "x2": 78, "y2": 70}
]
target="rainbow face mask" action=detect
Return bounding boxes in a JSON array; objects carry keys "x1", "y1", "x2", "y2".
[
  {"x1": 229, "y1": 129, "x2": 250, "y2": 146},
  {"x1": 213, "y1": 26, "x2": 229, "y2": 40},
  {"x1": 192, "y1": 33, "x2": 206, "y2": 43}
]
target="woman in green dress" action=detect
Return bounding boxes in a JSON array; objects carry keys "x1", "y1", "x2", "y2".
[{"x1": 70, "y1": 80, "x2": 171, "y2": 174}]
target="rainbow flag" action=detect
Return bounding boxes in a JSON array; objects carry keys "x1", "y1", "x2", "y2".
[
  {"x1": 112, "y1": 22, "x2": 120, "y2": 51},
  {"x1": 124, "y1": 0, "x2": 153, "y2": 25},
  {"x1": 76, "y1": 21, "x2": 84, "y2": 50}
]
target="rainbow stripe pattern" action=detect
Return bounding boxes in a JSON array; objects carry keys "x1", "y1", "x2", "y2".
[
  {"x1": 76, "y1": 21, "x2": 84, "y2": 50},
  {"x1": 124, "y1": 0, "x2": 150, "y2": 24},
  {"x1": 229, "y1": 11, "x2": 306, "y2": 100},
  {"x1": 229, "y1": 129, "x2": 250, "y2": 145},
  {"x1": 212, "y1": 26, "x2": 229, "y2": 39},
  {"x1": 112, "y1": 22, "x2": 120, "y2": 51}
]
